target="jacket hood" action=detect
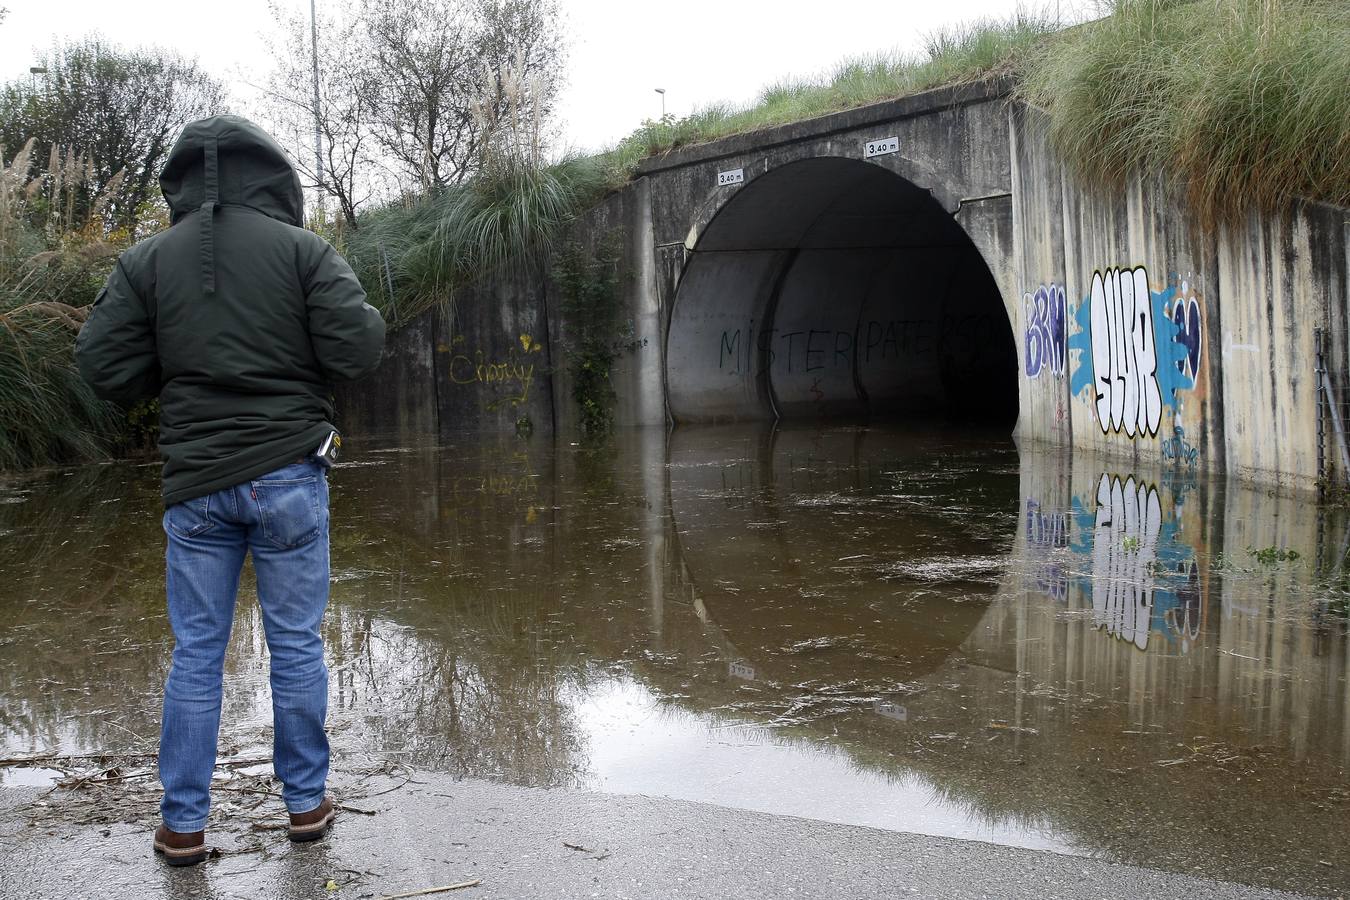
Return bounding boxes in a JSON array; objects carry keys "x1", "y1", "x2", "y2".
[
  {"x1": 160, "y1": 115, "x2": 304, "y2": 296},
  {"x1": 161, "y1": 115, "x2": 304, "y2": 226}
]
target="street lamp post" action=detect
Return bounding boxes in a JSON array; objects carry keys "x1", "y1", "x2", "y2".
[
  {"x1": 310, "y1": 0, "x2": 324, "y2": 220},
  {"x1": 654, "y1": 88, "x2": 666, "y2": 120}
]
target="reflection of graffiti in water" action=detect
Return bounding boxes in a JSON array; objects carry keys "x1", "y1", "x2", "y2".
[
  {"x1": 1164, "y1": 560, "x2": 1203, "y2": 647},
  {"x1": 1025, "y1": 497, "x2": 1070, "y2": 602},
  {"x1": 1089, "y1": 475, "x2": 1161, "y2": 649},
  {"x1": 1057, "y1": 473, "x2": 1207, "y2": 652}
]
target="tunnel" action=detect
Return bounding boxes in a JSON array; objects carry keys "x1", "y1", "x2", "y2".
[{"x1": 665, "y1": 157, "x2": 1018, "y2": 426}]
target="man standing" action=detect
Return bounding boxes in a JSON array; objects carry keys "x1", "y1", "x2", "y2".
[{"x1": 76, "y1": 115, "x2": 386, "y2": 866}]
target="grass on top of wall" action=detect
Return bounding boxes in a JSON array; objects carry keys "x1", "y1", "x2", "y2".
[
  {"x1": 603, "y1": 0, "x2": 1348, "y2": 225},
  {"x1": 602, "y1": 11, "x2": 1061, "y2": 177},
  {"x1": 1019, "y1": 0, "x2": 1350, "y2": 227}
]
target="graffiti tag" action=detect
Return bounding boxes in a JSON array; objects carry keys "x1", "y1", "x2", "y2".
[
  {"x1": 449, "y1": 335, "x2": 542, "y2": 408},
  {"x1": 1067, "y1": 266, "x2": 1203, "y2": 445},
  {"x1": 1089, "y1": 267, "x2": 1162, "y2": 437},
  {"x1": 1023, "y1": 283, "x2": 1067, "y2": 379},
  {"x1": 1170, "y1": 283, "x2": 1203, "y2": 379},
  {"x1": 1161, "y1": 425, "x2": 1199, "y2": 466}
]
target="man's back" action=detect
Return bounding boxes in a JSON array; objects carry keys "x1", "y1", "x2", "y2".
[{"x1": 76, "y1": 115, "x2": 385, "y2": 505}]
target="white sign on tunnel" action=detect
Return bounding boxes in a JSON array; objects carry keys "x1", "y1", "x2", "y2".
[
  {"x1": 717, "y1": 167, "x2": 745, "y2": 187},
  {"x1": 864, "y1": 136, "x2": 900, "y2": 158}
]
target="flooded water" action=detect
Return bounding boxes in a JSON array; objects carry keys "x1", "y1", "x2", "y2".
[{"x1": 1, "y1": 425, "x2": 1347, "y2": 895}]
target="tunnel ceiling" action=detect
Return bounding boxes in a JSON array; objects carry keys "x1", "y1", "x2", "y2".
[
  {"x1": 694, "y1": 157, "x2": 970, "y2": 252},
  {"x1": 667, "y1": 156, "x2": 1018, "y2": 426}
]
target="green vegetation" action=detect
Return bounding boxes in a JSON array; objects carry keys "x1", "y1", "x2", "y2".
[
  {"x1": 1247, "y1": 545, "x2": 1301, "y2": 566},
  {"x1": 553, "y1": 237, "x2": 625, "y2": 438},
  {"x1": 0, "y1": 139, "x2": 133, "y2": 469},
  {"x1": 342, "y1": 156, "x2": 609, "y2": 327},
  {"x1": 1020, "y1": 0, "x2": 1350, "y2": 227},
  {"x1": 605, "y1": 11, "x2": 1059, "y2": 174}
]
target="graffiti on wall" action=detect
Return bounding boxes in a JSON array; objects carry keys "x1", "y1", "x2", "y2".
[
  {"x1": 1161, "y1": 280, "x2": 1204, "y2": 466},
  {"x1": 446, "y1": 332, "x2": 544, "y2": 410},
  {"x1": 1023, "y1": 283, "x2": 1067, "y2": 379},
  {"x1": 717, "y1": 314, "x2": 1006, "y2": 377},
  {"x1": 1066, "y1": 266, "x2": 1204, "y2": 443}
]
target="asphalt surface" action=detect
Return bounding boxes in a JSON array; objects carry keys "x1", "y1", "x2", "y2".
[{"x1": 0, "y1": 773, "x2": 1319, "y2": 900}]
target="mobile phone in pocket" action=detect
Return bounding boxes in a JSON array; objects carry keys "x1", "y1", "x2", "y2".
[{"x1": 315, "y1": 430, "x2": 341, "y2": 469}]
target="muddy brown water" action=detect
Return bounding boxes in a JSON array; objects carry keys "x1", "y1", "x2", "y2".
[{"x1": 0, "y1": 424, "x2": 1346, "y2": 895}]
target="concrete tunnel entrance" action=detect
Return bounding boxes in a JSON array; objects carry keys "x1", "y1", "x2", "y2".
[{"x1": 665, "y1": 157, "x2": 1017, "y2": 426}]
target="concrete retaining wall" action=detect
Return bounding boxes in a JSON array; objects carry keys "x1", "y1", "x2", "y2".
[
  {"x1": 337, "y1": 84, "x2": 1349, "y2": 489},
  {"x1": 334, "y1": 259, "x2": 557, "y2": 441},
  {"x1": 1010, "y1": 106, "x2": 1350, "y2": 488}
]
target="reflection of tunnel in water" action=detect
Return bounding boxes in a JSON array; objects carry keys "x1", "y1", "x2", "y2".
[
  {"x1": 667, "y1": 158, "x2": 1018, "y2": 426},
  {"x1": 664, "y1": 425, "x2": 1018, "y2": 689}
]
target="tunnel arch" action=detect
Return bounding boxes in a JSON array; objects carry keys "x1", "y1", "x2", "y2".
[{"x1": 665, "y1": 157, "x2": 1017, "y2": 426}]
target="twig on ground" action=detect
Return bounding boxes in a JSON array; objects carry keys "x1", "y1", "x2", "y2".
[
  {"x1": 376, "y1": 881, "x2": 482, "y2": 899},
  {"x1": 0, "y1": 752, "x2": 157, "y2": 768}
]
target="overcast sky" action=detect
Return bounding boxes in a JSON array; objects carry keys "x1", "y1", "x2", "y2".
[{"x1": 1, "y1": 0, "x2": 1082, "y2": 153}]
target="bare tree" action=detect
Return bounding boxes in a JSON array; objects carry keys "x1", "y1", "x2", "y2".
[
  {"x1": 357, "y1": 0, "x2": 563, "y2": 190},
  {"x1": 357, "y1": 0, "x2": 479, "y2": 191},
  {"x1": 257, "y1": 0, "x2": 563, "y2": 220},
  {"x1": 259, "y1": 1, "x2": 378, "y2": 228}
]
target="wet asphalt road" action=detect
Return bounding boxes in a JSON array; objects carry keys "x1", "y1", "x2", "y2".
[{"x1": 0, "y1": 773, "x2": 1318, "y2": 900}]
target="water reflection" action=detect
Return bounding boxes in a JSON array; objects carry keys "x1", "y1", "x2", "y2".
[{"x1": 0, "y1": 426, "x2": 1346, "y2": 895}]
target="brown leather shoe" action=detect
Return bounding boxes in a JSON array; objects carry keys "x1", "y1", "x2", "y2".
[
  {"x1": 288, "y1": 796, "x2": 336, "y2": 842},
  {"x1": 153, "y1": 824, "x2": 207, "y2": 867}
]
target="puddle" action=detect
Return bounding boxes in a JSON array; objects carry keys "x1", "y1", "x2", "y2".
[
  {"x1": 0, "y1": 767, "x2": 63, "y2": 787},
  {"x1": 0, "y1": 424, "x2": 1345, "y2": 895}
]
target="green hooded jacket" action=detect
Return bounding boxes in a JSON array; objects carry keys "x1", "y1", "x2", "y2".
[{"x1": 75, "y1": 115, "x2": 386, "y2": 506}]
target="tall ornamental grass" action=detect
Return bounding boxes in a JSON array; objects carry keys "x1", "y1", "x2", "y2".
[
  {"x1": 344, "y1": 157, "x2": 610, "y2": 326},
  {"x1": 0, "y1": 139, "x2": 129, "y2": 469},
  {"x1": 1019, "y1": 0, "x2": 1350, "y2": 225}
]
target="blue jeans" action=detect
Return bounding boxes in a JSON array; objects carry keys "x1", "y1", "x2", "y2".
[{"x1": 159, "y1": 460, "x2": 331, "y2": 832}]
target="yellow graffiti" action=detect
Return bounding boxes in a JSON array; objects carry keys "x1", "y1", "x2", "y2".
[{"x1": 449, "y1": 348, "x2": 536, "y2": 407}]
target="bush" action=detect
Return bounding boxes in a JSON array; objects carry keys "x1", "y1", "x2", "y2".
[
  {"x1": 343, "y1": 156, "x2": 611, "y2": 326},
  {"x1": 1019, "y1": 0, "x2": 1350, "y2": 225}
]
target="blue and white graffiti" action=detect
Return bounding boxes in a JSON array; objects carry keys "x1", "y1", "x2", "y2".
[
  {"x1": 1067, "y1": 266, "x2": 1202, "y2": 440},
  {"x1": 1023, "y1": 283, "x2": 1067, "y2": 379}
]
